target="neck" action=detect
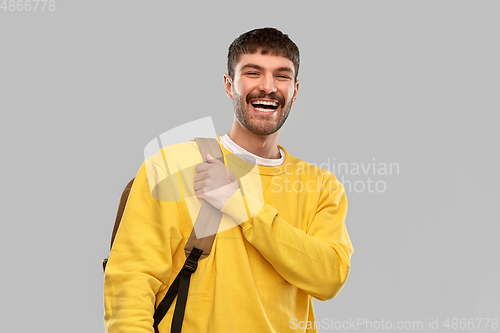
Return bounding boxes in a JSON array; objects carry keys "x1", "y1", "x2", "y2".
[{"x1": 227, "y1": 118, "x2": 281, "y2": 159}]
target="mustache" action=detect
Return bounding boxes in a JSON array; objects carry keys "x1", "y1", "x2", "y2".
[{"x1": 246, "y1": 92, "x2": 285, "y2": 107}]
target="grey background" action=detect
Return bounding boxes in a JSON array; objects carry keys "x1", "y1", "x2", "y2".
[{"x1": 1, "y1": 0, "x2": 499, "y2": 332}]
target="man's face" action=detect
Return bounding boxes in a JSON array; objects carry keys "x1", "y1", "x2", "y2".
[{"x1": 224, "y1": 51, "x2": 299, "y2": 136}]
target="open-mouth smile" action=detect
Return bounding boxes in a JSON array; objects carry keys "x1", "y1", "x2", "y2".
[{"x1": 250, "y1": 99, "x2": 280, "y2": 113}]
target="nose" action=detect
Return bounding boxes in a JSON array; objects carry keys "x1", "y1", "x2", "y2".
[{"x1": 259, "y1": 74, "x2": 277, "y2": 94}]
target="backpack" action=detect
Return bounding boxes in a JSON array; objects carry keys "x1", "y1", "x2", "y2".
[{"x1": 103, "y1": 137, "x2": 224, "y2": 333}]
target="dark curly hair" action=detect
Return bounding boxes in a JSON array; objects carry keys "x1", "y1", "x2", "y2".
[{"x1": 227, "y1": 27, "x2": 300, "y2": 82}]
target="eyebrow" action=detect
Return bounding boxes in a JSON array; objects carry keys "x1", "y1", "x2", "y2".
[
  {"x1": 240, "y1": 64, "x2": 264, "y2": 72},
  {"x1": 240, "y1": 64, "x2": 294, "y2": 75}
]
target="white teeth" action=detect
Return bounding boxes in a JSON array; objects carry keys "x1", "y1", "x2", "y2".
[
  {"x1": 254, "y1": 107, "x2": 275, "y2": 112},
  {"x1": 252, "y1": 100, "x2": 278, "y2": 107}
]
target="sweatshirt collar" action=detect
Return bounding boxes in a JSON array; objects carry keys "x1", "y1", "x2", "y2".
[{"x1": 217, "y1": 135, "x2": 293, "y2": 176}]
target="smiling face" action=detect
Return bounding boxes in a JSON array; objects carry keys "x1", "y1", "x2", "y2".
[{"x1": 224, "y1": 50, "x2": 299, "y2": 136}]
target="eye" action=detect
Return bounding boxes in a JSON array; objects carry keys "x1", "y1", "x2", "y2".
[{"x1": 276, "y1": 74, "x2": 291, "y2": 80}]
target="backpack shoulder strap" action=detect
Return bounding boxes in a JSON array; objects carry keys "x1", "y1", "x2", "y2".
[
  {"x1": 154, "y1": 137, "x2": 224, "y2": 333},
  {"x1": 102, "y1": 177, "x2": 135, "y2": 271},
  {"x1": 110, "y1": 178, "x2": 135, "y2": 250},
  {"x1": 183, "y1": 137, "x2": 224, "y2": 259}
]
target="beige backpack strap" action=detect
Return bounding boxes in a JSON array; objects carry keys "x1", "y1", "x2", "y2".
[{"x1": 184, "y1": 137, "x2": 224, "y2": 259}]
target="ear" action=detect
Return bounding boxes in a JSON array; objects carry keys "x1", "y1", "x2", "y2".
[
  {"x1": 291, "y1": 80, "x2": 300, "y2": 105},
  {"x1": 223, "y1": 74, "x2": 233, "y2": 100}
]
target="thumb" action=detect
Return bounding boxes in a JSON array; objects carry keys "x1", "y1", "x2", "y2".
[{"x1": 206, "y1": 153, "x2": 223, "y2": 164}]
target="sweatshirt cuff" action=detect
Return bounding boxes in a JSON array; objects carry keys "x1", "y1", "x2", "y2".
[{"x1": 221, "y1": 187, "x2": 264, "y2": 226}]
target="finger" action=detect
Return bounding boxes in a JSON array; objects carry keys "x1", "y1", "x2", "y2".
[
  {"x1": 193, "y1": 173, "x2": 205, "y2": 184},
  {"x1": 195, "y1": 188, "x2": 204, "y2": 199},
  {"x1": 193, "y1": 180, "x2": 204, "y2": 191},
  {"x1": 195, "y1": 162, "x2": 209, "y2": 173}
]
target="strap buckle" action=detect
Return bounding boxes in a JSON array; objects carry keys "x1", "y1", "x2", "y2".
[
  {"x1": 181, "y1": 248, "x2": 203, "y2": 275},
  {"x1": 182, "y1": 258, "x2": 198, "y2": 275}
]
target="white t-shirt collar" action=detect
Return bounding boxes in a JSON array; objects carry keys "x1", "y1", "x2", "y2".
[{"x1": 219, "y1": 134, "x2": 285, "y2": 166}]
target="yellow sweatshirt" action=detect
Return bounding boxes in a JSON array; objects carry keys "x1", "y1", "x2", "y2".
[{"x1": 104, "y1": 138, "x2": 353, "y2": 333}]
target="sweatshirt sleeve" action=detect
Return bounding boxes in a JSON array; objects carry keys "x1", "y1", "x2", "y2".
[
  {"x1": 104, "y1": 159, "x2": 182, "y2": 332},
  {"x1": 222, "y1": 173, "x2": 353, "y2": 301}
]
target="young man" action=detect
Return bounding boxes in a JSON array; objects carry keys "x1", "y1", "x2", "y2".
[{"x1": 104, "y1": 27, "x2": 353, "y2": 333}]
